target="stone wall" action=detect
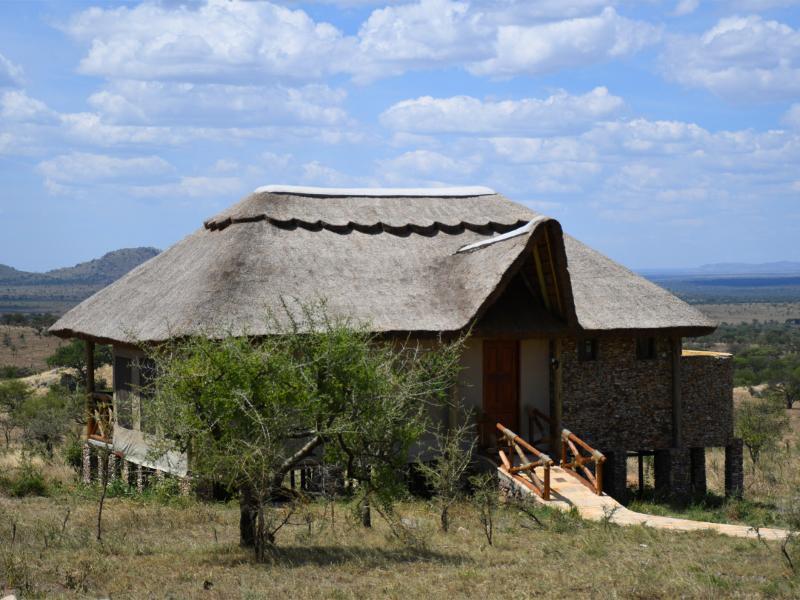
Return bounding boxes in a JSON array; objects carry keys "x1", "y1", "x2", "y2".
[
  {"x1": 561, "y1": 335, "x2": 674, "y2": 451},
  {"x1": 681, "y1": 352, "x2": 734, "y2": 448}
]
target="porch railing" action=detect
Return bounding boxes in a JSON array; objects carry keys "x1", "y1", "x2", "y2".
[
  {"x1": 87, "y1": 392, "x2": 113, "y2": 444},
  {"x1": 560, "y1": 428, "x2": 605, "y2": 495},
  {"x1": 496, "y1": 423, "x2": 553, "y2": 500}
]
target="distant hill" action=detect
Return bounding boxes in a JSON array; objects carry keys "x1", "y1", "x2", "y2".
[
  {"x1": 640, "y1": 261, "x2": 800, "y2": 305},
  {"x1": 0, "y1": 247, "x2": 160, "y2": 314},
  {"x1": 0, "y1": 247, "x2": 160, "y2": 286},
  {"x1": 640, "y1": 261, "x2": 800, "y2": 278}
]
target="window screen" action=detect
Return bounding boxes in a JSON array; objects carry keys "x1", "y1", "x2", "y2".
[
  {"x1": 114, "y1": 356, "x2": 133, "y2": 429},
  {"x1": 137, "y1": 358, "x2": 157, "y2": 435}
]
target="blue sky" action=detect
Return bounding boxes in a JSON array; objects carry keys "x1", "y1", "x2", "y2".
[{"x1": 1, "y1": 0, "x2": 799, "y2": 272}]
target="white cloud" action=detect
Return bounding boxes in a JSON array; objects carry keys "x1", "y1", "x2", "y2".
[
  {"x1": 352, "y1": 0, "x2": 491, "y2": 81},
  {"x1": 87, "y1": 80, "x2": 349, "y2": 127},
  {"x1": 783, "y1": 103, "x2": 800, "y2": 129},
  {"x1": 673, "y1": 0, "x2": 700, "y2": 16},
  {"x1": 129, "y1": 176, "x2": 242, "y2": 198},
  {"x1": 64, "y1": 1, "x2": 660, "y2": 84},
  {"x1": 38, "y1": 152, "x2": 174, "y2": 187},
  {"x1": 469, "y1": 7, "x2": 660, "y2": 77},
  {"x1": 301, "y1": 161, "x2": 357, "y2": 186},
  {"x1": 380, "y1": 87, "x2": 623, "y2": 135},
  {"x1": 1, "y1": 90, "x2": 57, "y2": 123},
  {"x1": 662, "y1": 15, "x2": 800, "y2": 101},
  {"x1": 65, "y1": 0, "x2": 353, "y2": 81},
  {"x1": 377, "y1": 149, "x2": 479, "y2": 185},
  {"x1": 0, "y1": 53, "x2": 23, "y2": 87}
]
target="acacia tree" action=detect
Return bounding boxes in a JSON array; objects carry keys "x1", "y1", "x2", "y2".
[
  {"x1": 0, "y1": 379, "x2": 31, "y2": 446},
  {"x1": 146, "y1": 306, "x2": 463, "y2": 559}
]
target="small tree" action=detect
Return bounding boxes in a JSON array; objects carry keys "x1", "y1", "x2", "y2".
[
  {"x1": 0, "y1": 379, "x2": 32, "y2": 446},
  {"x1": 147, "y1": 305, "x2": 463, "y2": 559},
  {"x1": 417, "y1": 415, "x2": 477, "y2": 533},
  {"x1": 15, "y1": 386, "x2": 83, "y2": 457},
  {"x1": 46, "y1": 340, "x2": 112, "y2": 385},
  {"x1": 735, "y1": 393, "x2": 789, "y2": 469},
  {"x1": 469, "y1": 472, "x2": 498, "y2": 546}
]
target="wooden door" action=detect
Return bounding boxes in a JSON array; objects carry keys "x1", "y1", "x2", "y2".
[{"x1": 483, "y1": 340, "x2": 520, "y2": 432}]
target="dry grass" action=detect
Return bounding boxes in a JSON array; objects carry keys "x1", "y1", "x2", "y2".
[
  {"x1": 0, "y1": 483, "x2": 798, "y2": 598},
  {"x1": 696, "y1": 302, "x2": 800, "y2": 324},
  {"x1": 0, "y1": 325, "x2": 66, "y2": 372}
]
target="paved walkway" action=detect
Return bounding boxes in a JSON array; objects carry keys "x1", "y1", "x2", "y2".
[{"x1": 499, "y1": 465, "x2": 790, "y2": 541}]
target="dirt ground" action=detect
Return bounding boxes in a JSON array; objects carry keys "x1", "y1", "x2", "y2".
[{"x1": 0, "y1": 325, "x2": 66, "y2": 372}]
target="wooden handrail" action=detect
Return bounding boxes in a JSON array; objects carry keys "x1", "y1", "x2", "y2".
[
  {"x1": 496, "y1": 423, "x2": 552, "y2": 500},
  {"x1": 560, "y1": 428, "x2": 605, "y2": 495}
]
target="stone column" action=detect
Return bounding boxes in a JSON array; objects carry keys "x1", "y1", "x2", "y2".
[
  {"x1": 602, "y1": 449, "x2": 628, "y2": 504},
  {"x1": 690, "y1": 447, "x2": 707, "y2": 496},
  {"x1": 82, "y1": 443, "x2": 92, "y2": 484},
  {"x1": 654, "y1": 448, "x2": 691, "y2": 500},
  {"x1": 136, "y1": 464, "x2": 145, "y2": 492},
  {"x1": 725, "y1": 438, "x2": 744, "y2": 498},
  {"x1": 121, "y1": 459, "x2": 130, "y2": 487}
]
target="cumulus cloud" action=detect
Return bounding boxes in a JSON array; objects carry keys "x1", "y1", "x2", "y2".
[
  {"x1": 87, "y1": 81, "x2": 349, "y2": 127},
  {"x1": 352, "y1": 0, "x2": 491, "y2": 81},
  {"x1": 783, "y1": 103, "x2": 800, "y2": 129},
  {"x1": 0, "y1": 53, "x2": 23, "y2": 87},
  {"x1": 377, "y1": 149, "x2": 479, "y2": 185},
  {"x1": 63, "y1": 1, "x2": 659, "y2": 84},
  {"x1": 380, "y1": 87, "x2": 624, "y2": 135},
  {"x1": 65, "y1": 0, "x2": 353, "y2": 81},
  {"x1": 38, "y1": 152, "x2": 174, "y2": 186},
  {"x1": 469, "y1": 7, "x2": 660, "y2": 77},
  {"x1": 1, "y1": 90, "x2": 57, "y2": 123},
  {"x1": 662, "y1": 15, "x2": 800, "y2": 101},
  {"x1": 673, "y1": 0, "x2": 700, "y2": 16}
]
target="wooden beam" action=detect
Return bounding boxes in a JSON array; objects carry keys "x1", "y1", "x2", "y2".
[
  {"x1": 85, "y1": 339, "x2": 95, "y2": 438},
  {"x1": 671, "y1": 336, "x2": 683, "y2": 448}
]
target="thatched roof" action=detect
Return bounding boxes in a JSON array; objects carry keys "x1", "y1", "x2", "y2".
[{"x1": 50, "y1": 187, "x2": 714, "y2": 344}]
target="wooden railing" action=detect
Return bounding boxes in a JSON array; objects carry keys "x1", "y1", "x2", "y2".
[
  {"x1": 527, "y1": 407, "x2": 553, "y2": 449},
  {"x1": 560, "y1": 428, "x2": 605, "y2": 495},
  {"x1": 496, "y1": 423, "x2": 553, "y2": 500},
  {"x1": 87, "y1": 392, "x2": 113, "y2": 444}
]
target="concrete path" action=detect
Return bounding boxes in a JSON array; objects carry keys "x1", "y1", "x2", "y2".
[{"x1": 499, "y1": 465, "x2": 790, "y2": 541}]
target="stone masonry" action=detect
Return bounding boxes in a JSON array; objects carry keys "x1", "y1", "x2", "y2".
[{"x1": 560, "y1": 335, "x2": 739, "y2": 501}]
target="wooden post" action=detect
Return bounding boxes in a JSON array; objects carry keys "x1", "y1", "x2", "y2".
[
  {"x1": 671, "y1": 336, "x2": 683, "y2": 448},
  {"x1": 85, "y1": 339, "x2": 95, "y2": 437},
  {"x1": 638, "y1": 452, "x2": 645, "y2": 496},
  {"x1": 595, "y1": 459, "x2": 603, "y2": 495}
]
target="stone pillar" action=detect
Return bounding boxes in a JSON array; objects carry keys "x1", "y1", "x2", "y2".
[
  {"x1": 690, "y1": 448, "x2": 707, "y2": 496},
  {"x1": 602, "y1": 449, "x2": 628, "y2": 504},
  {"x1": 654, "y1": 449, "x2": 671, "y2": 498},
  {"x1": 725, "y1": 438, "x2": 744, "y2": 498},
  {"x1": 107, "y1": 454, "x2": 118, "y2": 482},
  {"x1": 121, "y1": 459, "x2": 130, "y2": 487},
  {"x1": 136, "y1": 464, "x2": 144, "y2": 492},
  {"x1": 82, "y1": 443, "x2": 92, "y2": 484},
  {"x1": 654, "y1": 448, "x2": 691, "y2": 499}
]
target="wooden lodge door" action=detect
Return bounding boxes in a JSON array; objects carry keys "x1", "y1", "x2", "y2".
[{"x1": 483, "y1": 340, "x2": 520, "y2": 434}]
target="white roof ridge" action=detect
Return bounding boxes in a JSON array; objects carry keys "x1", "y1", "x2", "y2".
[
  {"x1": 456, "y1": 216, "x2": 547, "y2": 254},
  {"x1": 254, "y1": 184, "x2": 496, "y2": 197}
]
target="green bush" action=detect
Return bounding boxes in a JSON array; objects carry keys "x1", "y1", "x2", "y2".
[
  {"x1": 63, "y1": 432, "x2": 84, "y2": 473},
  {"x1": 6, "y1": 460, "x2": 48, "y2": 497}
]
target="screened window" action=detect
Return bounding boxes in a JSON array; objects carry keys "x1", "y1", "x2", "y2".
[
  {"x1": 636, "y1": 337, "x2": 657, "y2": 360},
  {"x1": 114, "y1": 356, "x2": 133, "y2": 429},
  {"x1": 137, "y1": 358, "x2": 157, "y2": 435}
]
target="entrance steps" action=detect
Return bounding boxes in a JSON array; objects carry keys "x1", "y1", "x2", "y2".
[{"x1": 499, "y1": 465, "x2": 790, "y2": 541}]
